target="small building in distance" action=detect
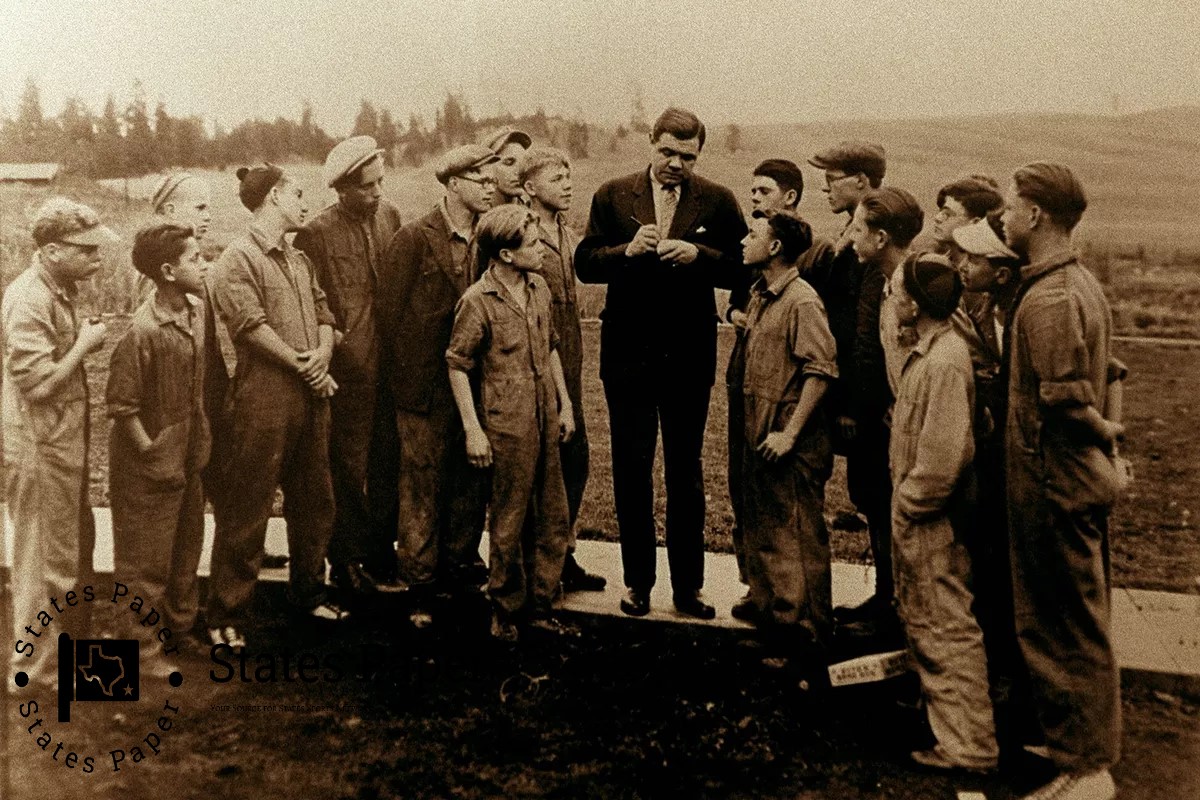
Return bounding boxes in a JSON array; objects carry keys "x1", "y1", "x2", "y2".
[{"x1": 0, "y1": 163, "x2": 60, "y2": 184}]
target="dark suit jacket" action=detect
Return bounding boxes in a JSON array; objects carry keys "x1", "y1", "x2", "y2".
[
  {"x1": 376, "y1": 205, "x2": 472, "y2": 414},
  {"x1": 575, "y1": 169, "x2": 747, "y2": 385}
]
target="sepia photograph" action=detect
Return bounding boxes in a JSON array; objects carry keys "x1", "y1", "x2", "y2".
[{"x1": 1, "y1": 1, "x2": 1198, "y2": 798}]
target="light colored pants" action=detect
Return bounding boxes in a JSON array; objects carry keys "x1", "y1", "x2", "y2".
[
  {"x1": 893, "y1": 508, "x2": 998, "y2": 768},
  {"x1": 6, "y1": 400, "x2": 94, "y2": 687}
]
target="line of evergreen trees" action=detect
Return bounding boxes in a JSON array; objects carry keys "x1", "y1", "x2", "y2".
[{"x1": 0, "y1": 78, "x2": 593, "y2": 179}]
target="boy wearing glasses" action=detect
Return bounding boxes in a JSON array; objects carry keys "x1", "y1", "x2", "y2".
[{"x1": 377, "y1": 144, "x2": 499, "y2": 627}]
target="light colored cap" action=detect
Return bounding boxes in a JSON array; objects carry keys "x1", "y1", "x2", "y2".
[
  {"x1": 481, "y1": 126, "x2": 532, "y2": 153},
  {"x1": 150, "y1": 172, "x2": 195, "y2": 213},
  {"x1": 435, "y1": 144, "x2": 500, "y2": 184},
  {"x1": 323, "y1": 135, "x2": 386, "y2": 187},
  {"x1": 952, "y1": 218, "x2": 1018, "y2": 260}
]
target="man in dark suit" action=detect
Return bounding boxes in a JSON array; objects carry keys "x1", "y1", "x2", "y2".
[
  {"x1": 576, "y1": 107, "x2": 747, "y2": 619},
  {"x1": 376, "y1": 144, "x2": 498, "y2": 628}
]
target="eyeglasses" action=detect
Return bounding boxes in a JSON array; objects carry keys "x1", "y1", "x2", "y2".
[
  {"x1": 822, "y1": 172, "x2": 858, "y2": 191},
  {"x1": 456, "y1": 174, "x2": 497, "y2": 188}
]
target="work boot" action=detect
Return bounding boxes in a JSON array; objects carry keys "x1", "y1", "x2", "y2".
[{"x1": 561, "y1": 553, "x2": 606, "y2": 592}]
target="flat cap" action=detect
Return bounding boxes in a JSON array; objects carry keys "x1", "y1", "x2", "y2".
[
  {"x1": 32, "y1": 196, "x2": 119, "y2": 247},
  {"x1": 435, "y1": 144, "x2": 500, "y2": 184},
  {"x1": 952, "y1": 217, "x2": 1018, "y2": 260},
  {"x1": 808, "y1": 141, "x2": 886, "y2": 184},
  {"x1": 323, "y1": 135, "x2": 386, "y2": 187},
  {"x1": 481, "y1": 126, "x2": 532, "y2": 153}
]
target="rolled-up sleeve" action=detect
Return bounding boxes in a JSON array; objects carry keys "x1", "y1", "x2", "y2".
[
  {"x1": 791, "y1": 298, "x2": 838, "y2": 381},
  {"x1": 106, "y1": 330, "x2": 143, "y2": 418},
  {"x1": 1024, "y1": 290, "x2": 1097, "y2": 409},
  {"x1": 213, "y1": 246, "x2": 268, "y2": 342},
  {"x1": 445, "y1": 294, "x2": 488, "y2": 373},
  {"x1": 3, "y1": 290, "x2": 59, "y2": 396}
]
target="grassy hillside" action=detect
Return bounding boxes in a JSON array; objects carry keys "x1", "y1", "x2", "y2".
[{"x1": 3, "y1": 106, "x2": 1199, "y2": 333}]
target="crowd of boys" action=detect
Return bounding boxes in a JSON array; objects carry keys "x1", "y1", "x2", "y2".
[{"x1": 4, "y1": 106, "x2": 1126, "y2": 799}]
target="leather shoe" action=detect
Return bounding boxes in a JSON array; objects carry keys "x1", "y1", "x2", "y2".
[
  {"x1": 333, "y1": 561, "x2": 380, "y2": 595},
  {"x1": 619, "y1": 589, "x2": 650, "y2": 617},
  {"x1": 562, "y1": 554, "x2": 607, "y2": 592},
  {"x1": 673, "y1": 591, "x2": 716, "y2": 620},
  {"x1": 730, "y1": 594, "x2": 757, "y2": 622}
]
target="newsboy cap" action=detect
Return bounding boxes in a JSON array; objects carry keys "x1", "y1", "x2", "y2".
[
  {"x1": 323, "y1": 135, "x2": 386, "y2": 187},
  {"x1": 435, "y1": 144, "x2": 500, "y2": 185},
  {"x1": 903, "y1": 252, "x2": 963, "y2": 321},
  {"x1": 481, "y1": 126, "x2": 532, "y2": 154},
  {"x1": 808, "y1": 141, "x2": 886, "y2": 184}
]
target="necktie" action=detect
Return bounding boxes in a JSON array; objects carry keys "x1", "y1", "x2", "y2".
[{"x1": 659, "y1": 186, "x2": 678, "y2": 237}]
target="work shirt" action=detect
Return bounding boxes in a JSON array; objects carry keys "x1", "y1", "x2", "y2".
[
  {"x1": 445, "y1": 267, "x2": 560, "y2": 438},
  {"x1": 741, "y1": 267, "x2": 838, "y2": 448},
  {"x1": 438, "y1": 199, "x2": 473, "y2": 282},
  {"x1": 213, "y1": 224, "x2": 336, "y2": 364},
  {"x1": 107, "y1": 290, "x2": 211, "y2": 482},
  {"x1": 294, "y1": 200, "x2": 402, "y2": 385},
  {"x1": 1, "y1": 256, "x2": 88, "y2": 463},
  {"x1": 890, "y1": 321, "x2": 975, "y2": 521},
  {"x1": 1006, "y1": 250, "x2": 1119, "y2": 511},
  {"x1": 535, "y1": 214, "x2": 583, "y2": 398}
]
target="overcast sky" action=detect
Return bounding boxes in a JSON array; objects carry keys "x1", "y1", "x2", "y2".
[{"x1": 2, "y1": 0, "x2": 1197, "y2": 133}]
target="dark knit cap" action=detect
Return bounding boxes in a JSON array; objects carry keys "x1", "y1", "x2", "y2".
[
  {"x1": 903, "y1": 252, "x2": 962, "y2": 320},
  {"x1": 236, "y1": 163, "x2": 284, "y2": 211}
]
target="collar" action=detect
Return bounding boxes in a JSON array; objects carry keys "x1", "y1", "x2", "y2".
[
  {"x1": 149, "y1": 290, "x2": 200, "y2": 330},
  {"x1": 648, "y1": 167, "x2": 681, "y2": 196},
  {"x1": 248, "y1": 224, "x2": 288, "y2": 255},
  {"x1": 479, "y1": 265, "x2": 535, "y2": 303},
  {"x1": 753, "y1": 266, "x2": 800, "y2": 299},
  {"x1": 33, "y1": 253, "x2": 75, "y2": 302},
  {"x1": 911, "y1": 319, "x2": 952, "y2": 360},
  {"x1": 536, "y1": 213, "x2": 565, "y2": 246},
  {"x1": 439, "y1": 198, "x2": 473, "y2": 242},
  {"x1": 1019, "y1": 249, "x2": 1076, "y2": 284}
]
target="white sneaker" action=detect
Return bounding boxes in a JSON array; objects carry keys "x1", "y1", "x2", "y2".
[{"x1": 1022, "y1": 768, "x2": 1115, "y2": 800}]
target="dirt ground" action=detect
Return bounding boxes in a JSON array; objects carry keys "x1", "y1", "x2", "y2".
[{"x1": 5, "y1": 595, "x2": 1198, "y2": 800}]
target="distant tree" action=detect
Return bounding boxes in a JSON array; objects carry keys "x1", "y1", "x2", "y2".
[
  {"x1": 529, "y1": 107, "x2": 551, "y2": 139},
  {"x1": 352, "y1": 99, "x2": 380, "y2": 139},
  {"x1": 724, "y1": 124, "x2": 742, "y2": 154},
  {"x1": 615, "y1": 123, "x2": 628, "y2": 139},
  {"x1": 155, "y1": 100, "x2": 177, "y2": 166},
  {"x1": 438, "y1": 93, "x2": 475, "y2": 147},
  {"x1": 94, "y1": 93, "x2": 126, "y2": 178},
  {"x1": 173, "y1": 115, "x2": 207, "y2": 167},
  {"x1": 565, "y1": 119, "x2": 589, "y2": 160},
  {"x1": 377, "y1": 109, "x2": 398, "y2": 166},
  {"x1": 59, "y1": 95, "x2": 96, "y2": 174},
  {"x1": 124, "y1": 80, "x2": 160, "y2": 173}
]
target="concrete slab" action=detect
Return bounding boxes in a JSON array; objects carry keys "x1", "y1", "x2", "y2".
[{"x1": 4, "y1": 506, "x2": 1197, "y2": 677}]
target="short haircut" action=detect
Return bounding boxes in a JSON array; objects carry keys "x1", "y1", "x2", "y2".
[
  {"x1": 31, "y1": 197, "x2": 101, "y2": 247},
  {"x1": 473, "y1": 205, "x2": 537, "y2": 278},
  {"x1": 1012, "y1": 162, "x2": 1088, "y2": 231},
  {"x1": 936, "y1": 175, "x2": 1003, "y2": 219},
  {"x1": 651, "y1": 107, "x2": 706, "y2": 150},
  {"x1": 518, "y1": 146, "x2": 570, "y2": 185},
  {"x1": 753, "y1": 159, "x2": 804, "y2": 205},
  {"x1": 753, "y1": 209, "x2": 813, "y2": 264},
  {"x1": 859, "y1": 187, "x2": 925, "y2": 248},
  {"x1": 131, "y1": 222, "x2": 194, "y2": 283}
]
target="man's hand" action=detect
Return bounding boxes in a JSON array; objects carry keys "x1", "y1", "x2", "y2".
[
  {"x1": 729, "y1": 309, "x2": 748, "y2": 330},
  {"x1": 295, "y1": 348, "x2": 331, "y2": 383},
  {"x1": 625, "y1": 225, "x2": 661, "y2": 257},
  {"x1": 559, "y1": 403, "x2": 576, "y2": 443},
  {"x1": 757, "y1": 431, "x2": 797, "y2": 463},
  {"x1": 309, "y1": 373, "x2": 338, "y2": 398},
  {"x1": 837, "y1": 415, "x2": 858, "y2": 442},
  {"x1": 465, "y1": 426, "x2": 493, "y2": 468},
  {"x1": 656, "y1": 239, "x2": 699, "y2": 265},
  {"x1": 77, "y1": 319, "x2": 108, "y2": 354}
]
